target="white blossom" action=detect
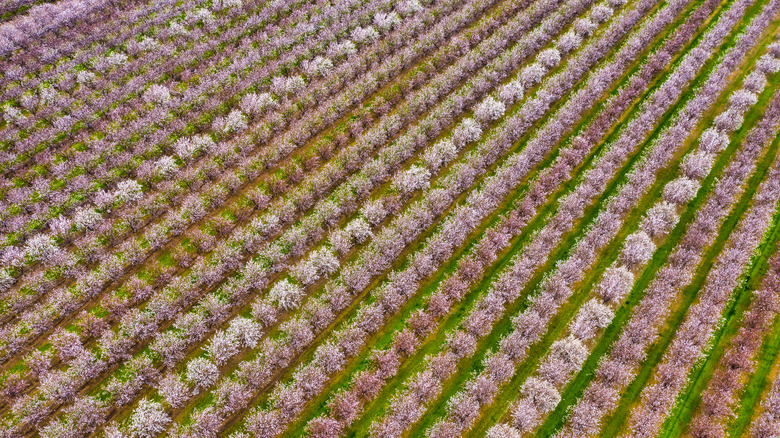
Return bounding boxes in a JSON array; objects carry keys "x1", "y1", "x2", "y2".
[
  {"x1": 214, "y1": 0, "x2": 242, "y2": 9},
  {"x1": 24, "y1": 234, "x2": 57, "y2": 261},
  {"x1": 0, "y1": 270, "x2": 12, "y2": 291},
  {"x1": 522, "y1": 377, "x2": 560, "y2": 412},
  {"x1": 174, "y1": 134, "x2": 215, "y2": 160},
  {"x1": 269, "y1": 278, "x2": 305, "y2": 310},
  {"x1": 520, "y1": 63, "x2": 547, "y2": 87},
  {"x1": 680, "y1": 150, "x2": 714, "y2": 180},
  {"x1": 135, "y1": 36, "x2": 159, "y2": 53},
  {"x1": 374, "y1": 11, "x2": 400, "y2": 31},
  {"x1": 169, "y1": 21, "x2": 188, "y2": 35},
  {"x1": 207, "y1": 330, "x2": 240, "y2": 365},
  {"x1": 240, "y1": 92, "x2": 277, "y2": 114},
  {"x1": 50, "y1": 215, "x2": 71, "y2": 236},
  {"x1": 536, "y1": 48, "x2": 561, "y2": 68},
  {"x1": 393, "y1": 165, "x2": 431, "y2": 194},
  {"x1": 590, "y1": 4, "x2": 613, "y2": 23},
  {"x1": 303, "y1": 56, "x2": 334, "y2": 77},
  {"x1": 728, "y1": 89, "x2": 758, "y2": 111},
  {"x1": 714, "y1": 109, "x2": 744, "y2": 132},
  {"x1": 76, "y1": 70, "x2": 95, "y2": 84},
  {"x1": 189, "y1": 8, "x2": 216, "y2": 24},
  {"x1": 598, "y1": 266, "x2": 634, "y2": 303},
  {"x1": 222, "y1": 110, "x2": 248, "y2": 133},
  {"x1": 423, "y1": 138, "x2": 458, "y2": 170},
  {"x1": 39, "y1": 86, "x2": 58, "y2": 104},
  {"x1": 3, "y1": 105, "x2": 25, "y2": 124},
  {"x1": 396, "y1": 0, "x2": 422, "y2": 15},
  {"x1": 663, "y1": 177, "x2": 700, "y2": 205},
  {"x1": 620, "y1": 231, "x2": 655, "y2": 266},
  {"x1": 558, "y1": 31, "x2": 583, "y2": 53},
  {"x1": 271, "y1": 75, "x2": 306, "y2": 95},
  {"x1": 452, "y1": 118, "x2": 482, "y2": 145},
  {"x1": 130, "y1": 399, "x2": 170, "y2": 438},
  {"x1": 345, "y1": 217, "x2": 372, "y2": 243},
  {"x1": 186, "y1": 357, "x2": 219, "y2": 389},
  {"x1": 641, "y1": 202, "x2": 678, "y2": 237},
  {"x1": 570, "y1": 299, "x2": 614, "y2": 340},
  {"x1": 573, "y1": 17, "x2": 596, "y2": 36},
  {"x1": 327, "y1": 40, "x2": 357, "y2": 58},
  {"x1": 292, "y1": 260, "x2": 320, "y2": 285},
  {"x1": 351, "y1": 26, "x2": 379, "y2": 44},
  {"x1": 105, "y1": 52, "x2": 128, "y2": 68},
  {"x1": 362, "y1": 199, "x2": 388, "y2": 226},
  {"x1": 143, "y1": 84, "x2": 171, "y2": 105},
  {"x1": 227, "y1": 316, "x2": 263, "y2": 348},
  {"x1": 757, "y1": 54, "x2": 780, "y2": 74},
  {"x1": 155, "y1": 156, "x2": 178, "y2": 177},
  {"x1": 499, "y1": 80, "x2": 524, "y2": 104},
  {"x1": 286, "y1": 76, "x2": 306, "y2": 94},
  {"x1": 744, "y1": 71, "x2": 768, "y2": 93},
  {"x1": 474, "y1": 96, "x2": 506, "y2": 123},
  {"x1": 699, "y1": 128, "x2": 730, "y2": 153},
  {"x1": 486, "y1": 424, "x2": 522, "y2": 438},
  {"x1": 74, "y1": 207, "x2": 102, "y2": 230},
  {"x1": 114, "y1": 180, "x2": 143, "y2": 204},
  {"x1": 309, "y1": 247, "x2": 340, "y2": 275},
  {"x1": 157, "y1": 373, "x2": 190, "y2": 408}
]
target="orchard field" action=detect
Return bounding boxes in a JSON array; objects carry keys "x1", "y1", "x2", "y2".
[{"x1": 1, "y1": 0, "x2": 780, "y2": 436}]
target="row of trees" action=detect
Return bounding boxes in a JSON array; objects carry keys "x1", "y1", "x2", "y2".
[
  {"x1": 627, "y1": 43, "x2": 780, "y2": 438},
  {"x1": 420, "y1": 0, "x2": 745, "y2": 431},
  {"x1": 0, "y1": 0, "x2": 257, "y2": 210},
  {"x1": 557, "y1": 7, "x2": 780, "y2": 433},
  {"x1": 751, "y1": 371, "x2": 780, "y2": 437},
  {"x1": 496, "y1": 22, "x2": 776, "y2": 438},
  {"x1": 0, "y1": 0, "x2": 448, "y2": 322},
  {"x1": 1, "y1": 0, "x2": 464, "y2": 432},
  {"x1": 171, "y1": 0, "x2": 632, "y2": 432},
  {"x1": 0, "y1": 0, "x2": 113, "y2": 55},
  {"x1": 363, "y1": 0, "x2": 710, "y2": 433},
  {"x1": 690, "y1": 182, "x2": 780, "y2": 436},
  {"x1": 0, "y1": 0, "x2": 316, "y2": 308},
  {"x1": 0, "y1": 0, "x2": 374, "y2": 264},
  {"x1": 0, "y1": 0, "x2": 180, "y2": 85},
  {"x1": 0, "y1": 0, "x2": 440, "y2": 359},
  {"x1": 9, "y1": 0, "x2": 532, "y2": 432}
]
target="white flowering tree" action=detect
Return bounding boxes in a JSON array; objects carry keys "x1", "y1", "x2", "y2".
[
  {"x1": 521, "y1": 377, "x2": 561, "y2": 412},
  {"x1": 130, "y1": 399, "x2": 170, "y2": 438},
  {"x1": 474, "y1": 96, "x2": 506, "y2": 123},
  {"x1": 392, "y1": 165, "x2": 431, "y2": 195},
  {"x1": 269, "y1": 278, "x2": 305, "y2": 310},
  {"x1": 186, "y1": 357, "x2": 219, "y2": 390}
]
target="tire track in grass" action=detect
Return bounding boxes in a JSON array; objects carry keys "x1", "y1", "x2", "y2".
[{"x1": 731, "y1": 316, "x2": 780, "y2": 437}]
